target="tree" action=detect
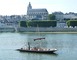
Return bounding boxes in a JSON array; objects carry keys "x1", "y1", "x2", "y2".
[
  {"x1": 20, "y1": 21, "x2": 27, "y2": 27},
  {"x1": 48, "y1": 14, "x2": 55, "y2": 20},
  {"x1": 67, "y1": 20, "x2": 77, "y2": 27}
]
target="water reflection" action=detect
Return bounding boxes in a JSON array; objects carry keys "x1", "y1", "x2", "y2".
[{"x1": 23, "y1": 52, "x2": 58, "y2": 60}]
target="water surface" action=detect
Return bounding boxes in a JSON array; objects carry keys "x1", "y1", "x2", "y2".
[{"x1": 0, "y1": 33, "x2": 77, "y2": 60}]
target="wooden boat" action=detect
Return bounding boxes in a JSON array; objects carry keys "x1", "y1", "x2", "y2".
[
  {"x1": 17, "y1": 37, "x2": 57, "y2": 54},
  {"x1": 17, "y1": 41, "x2": 57, "y2": 54},
  {"x1": 17, "y1": 25, "x2": 57, "y2": 54},
  {"x1": 17, "y1": 47, "x2": 57, "y2": 54}
]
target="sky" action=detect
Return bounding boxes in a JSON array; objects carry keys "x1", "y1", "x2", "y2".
[{"x1": 0, "y1": 0, "x2": 77, "y2": 15}]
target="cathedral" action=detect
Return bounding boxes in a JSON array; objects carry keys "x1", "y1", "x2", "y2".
[{"x1": 27, "y1": 2, "x2": 48, "y2": 20}]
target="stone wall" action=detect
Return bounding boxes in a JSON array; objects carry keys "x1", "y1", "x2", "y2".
[{"x1": 17, "y1": 27, "x2": 77, "y2": 32}]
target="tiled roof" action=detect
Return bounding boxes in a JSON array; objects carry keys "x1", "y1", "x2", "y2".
[{"x1": 28, "y1": 9, "x2": 48, "y2": 12}]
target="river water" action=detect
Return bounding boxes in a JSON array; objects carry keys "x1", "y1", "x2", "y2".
[{"x1": 0, "y1": 33, "x2": 77, "y2": 60}]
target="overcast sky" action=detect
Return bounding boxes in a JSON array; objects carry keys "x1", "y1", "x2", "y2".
[{"x1": 0, "y1": 0, "x2": 77, "y2": 15}]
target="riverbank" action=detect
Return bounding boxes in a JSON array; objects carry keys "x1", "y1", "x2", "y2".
[
  {"x1": 19, "y1": 31, "x2": 77, "y2": 34},
  {"x1": 0, "y1": 27, "x2": 77, "y2": 33},
  {"x1": 17, "y1": 27, "x2": 77, "y2": 33}
]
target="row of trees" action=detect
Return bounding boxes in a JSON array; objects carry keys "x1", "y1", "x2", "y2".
[{"x1": 20, "y1": 20, "x2": 57, "y2": 27}]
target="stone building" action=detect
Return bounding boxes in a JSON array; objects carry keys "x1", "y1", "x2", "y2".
[{"x1": 27, "y1": 2, "x2": 48, "y2": 20}]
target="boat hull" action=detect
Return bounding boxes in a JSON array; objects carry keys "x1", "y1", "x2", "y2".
[{"x1": 17, "y1": 49, "x2": 56, "y2": 54}]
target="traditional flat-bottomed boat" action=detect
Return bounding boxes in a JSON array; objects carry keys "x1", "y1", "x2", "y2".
[{"x1": 17, "y1": 47, "x2": 57, "y2": 54}]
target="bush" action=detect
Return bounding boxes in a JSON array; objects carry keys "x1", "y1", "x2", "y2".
[
  {"x1": 28, "y1": 20, "x2": 57, "y2": 27},
  {"x1": 20, "y1": 21, "x2": 27, "y2": 27},
  {"x1": 67, "y1": 20, "x2": 77, "y2": 27}
]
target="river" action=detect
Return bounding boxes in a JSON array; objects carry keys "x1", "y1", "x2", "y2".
[{"x1": 0, "y1": 33, "x2": 77, "y2": 60}]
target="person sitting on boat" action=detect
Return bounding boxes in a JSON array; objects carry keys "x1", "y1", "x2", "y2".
[
  {"x1": 21, "y1": 48, "x2": 23, "y2": 49},
  {"x1": 32, "y1": 47, "x2": 38, "y2": 51}
]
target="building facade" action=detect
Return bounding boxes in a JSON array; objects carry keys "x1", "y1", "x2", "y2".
[
  {"x1": 27, "y1": 2, "x2": 48, "y2": 20},
  {"x1": 53, "y1": 12, "x2": 77, "y2": 22},
  {"x1": 52, "y1": 12, "x2": 64, "y2": 21}
]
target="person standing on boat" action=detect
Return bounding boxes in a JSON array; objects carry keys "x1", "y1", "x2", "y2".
[{"x1": 28, "y1": 42, "x2": 30, "y2": 50}]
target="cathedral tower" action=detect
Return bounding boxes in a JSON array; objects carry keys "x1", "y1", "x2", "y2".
[{"x1": 27, "y1": 2, "x2": 32, "y2": 11}]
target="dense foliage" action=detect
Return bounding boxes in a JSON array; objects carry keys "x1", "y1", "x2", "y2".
[
  {"x1": 48, "y1": 14, "x2": 56, "y2": 20},
  {"x1": 67, "y1": 20, "x2": 77, "y2": 27},
  {"x1": 20, "y1": 21, "x2": 27, "y2": 27},
  {"x1": 28, "y1": 20, "x2": 57, "y2": 27},
  {"x1": 20, "y1": 20, "x2": 57, "y2": 27}
]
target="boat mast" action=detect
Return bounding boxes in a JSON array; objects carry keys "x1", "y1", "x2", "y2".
[{"x1": 28, "y1": 42, "x2": 30, "y2": 50}]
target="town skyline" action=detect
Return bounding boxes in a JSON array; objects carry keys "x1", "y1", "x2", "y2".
[{"x1": 0, "y1": 0, "x2": 77, "y2": 15}]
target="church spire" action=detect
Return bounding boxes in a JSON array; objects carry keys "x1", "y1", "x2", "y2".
[{"x1": 27, "y1": 2, "x2": 32, "y2": 10}]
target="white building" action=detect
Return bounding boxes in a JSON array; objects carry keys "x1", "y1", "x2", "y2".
[
  {"x1": 57, "y1": 22, "x2": 67, "y2": 28},
  {"x1": 53, "y1": 12, "x2": 77, "y2": 21},
  {"x1": 52, "y1": 12, "x2": 64, "y2": 21},
  {"x1": 63, "y1": 13, "x2": 77, "y2": 20}
]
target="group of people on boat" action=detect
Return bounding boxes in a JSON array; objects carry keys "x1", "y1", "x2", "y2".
[
  {"x1": 21, "y1": 42, "x2": 57, "y2": 51},
  {"x1": 27, "y1": 42, "x2": 44, "y2": 51}
]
